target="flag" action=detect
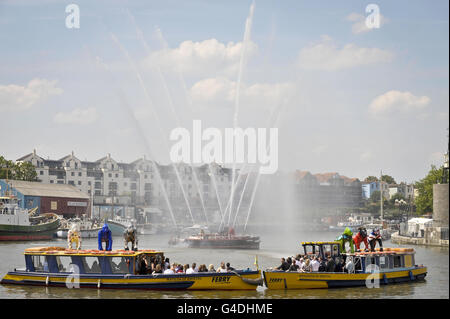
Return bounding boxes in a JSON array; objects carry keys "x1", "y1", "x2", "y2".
[{"x1": 254, "y1": 255, "x2": 259, "y2": 270}]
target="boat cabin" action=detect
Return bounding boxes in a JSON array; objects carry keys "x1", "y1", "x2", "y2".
[
  {"x1": 301, "y1": 241, "x2": 342, "y2": 260},
  {"x1": 22, "y1": 247, "x2": 165, "y2": 275},
  {"x1": 301, "y1": 242, "x2": 417, "y2": 273}
]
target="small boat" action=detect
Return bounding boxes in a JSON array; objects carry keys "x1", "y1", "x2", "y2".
[
  {"x1": 56, "y1": 218, "x2": 102, "y2": 239},
  {"x1": 263, "y1": 241, "x2": 427, "y2": 289},
  {"x1": 105, "y1": 217, "x2": 132, "y2": 236},
  {"x1": 0, "y1": 247, "x2": 262, "y2": 290},
  {"x1": 0, "y1": 195, "x2": 60, "y2": 241},
  {"x1": 184, "y1": 232, "x2": 260, "y2": 250}
]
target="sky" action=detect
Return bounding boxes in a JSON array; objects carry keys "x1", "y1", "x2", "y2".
[{"x1": 0, "y1": 0, "x2": 448, "y2": 184}]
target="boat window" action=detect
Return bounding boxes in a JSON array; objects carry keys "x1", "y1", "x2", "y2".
[
  {"x1": 32, "y1": 255, "x2": 49, "y2": 272},
  {"x1": 366, "y1": 256, "x2": 376, "y2": 266},
  {"x1": 354, "y1": 257, "x2": 362, "y2": 272},
  {"x1": 323, "y1": 245, "x2": 332, "y2": 258},
  {"x1": 55, "y1": 256, "x2": 74, "y2": 272},
  {"x1": 379, "y1": 255, "x2": 389, "y2": 269},
  {"x1": 82, "y1": 257, "x2": 101, "y2": 273},
  {"x1": 393, "y1": 255, "x2": 403, "y2": 268},
  {"x1": 331, "y1": 244, "x2": 339, "y2": 257},
  {"x1": 109, "y1": 257, "x2": 130, "y2": 274}
]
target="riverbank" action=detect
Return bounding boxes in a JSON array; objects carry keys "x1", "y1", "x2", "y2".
[{"x1": 391, "y1": 231, "x2": 449, "y2": 247}]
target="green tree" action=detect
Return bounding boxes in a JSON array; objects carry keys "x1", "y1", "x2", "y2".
[
  {"x1": 369, "y1": 190, "x2": 381, "y2": 203},
  {"x1": 381, "y1": 175, "x2": 396, "y2": 185},
  {"x1": 414, "y1": 165, "x2": 444, "y2": 214},
  {"x1": 365, "y1": 176, "x2": 378, "y2": 182},
  {"x1": 14, "y1": 162, "x2": 38, "y2": 181},
  {"x1": 0, "y1": 155, "x2": 37, "y2": 182},
  {"x1": 0, "y1": 156, "x2": 15, "y2": 179}
]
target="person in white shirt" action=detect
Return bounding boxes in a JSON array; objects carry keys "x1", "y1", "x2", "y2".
[
  {"x1": 186, "y1": 264, "x2": 196, "y2": 274},
  {"x1": 311, "y1": 256, "x2": 320, "y2": 272},
  {"x1": 163, "y1": 263, "x2": 176, "y2": 274},
  {"x1": 217, "y1": 261, "x2": 227, "y2": 273}
]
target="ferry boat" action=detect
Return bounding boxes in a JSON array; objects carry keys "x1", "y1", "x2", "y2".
[
  {"x1": 0, "y1": 195, "x2": 60, "y2": 241},
  {"x1": 263, "y1": 241, "x2": 427, "y2": 289},
  {"x1": 1, "y1": 247, "x2": 262, "y2": 290}
]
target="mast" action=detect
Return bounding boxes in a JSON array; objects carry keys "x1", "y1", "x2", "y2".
[{"x1": 380, "y1": 170, "x2": 383, "y2": 221}]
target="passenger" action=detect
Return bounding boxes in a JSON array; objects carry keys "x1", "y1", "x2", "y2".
[
  {"x1": 208, "y1": 264, "x2": 216, "y2": 272},
  {"x1": 368, "y1": 229, "x2": 383, "y2": 252},
  {"x1": 138, "y1": 256, "x2": 148, "y2": 275},
  {"x1": 286, "y1": 257, "x2": 292, "y2": 266},
  {"x1": 176, "y1": 264, "x2": 184, "y2": 273},
  {"x1": 186, "y1": 264, "x2": 196, "y2": 274},
  {"x1": 334, "y1": 257, "x2": 344, "y2": 272},
  {"x1": 182, "y1": 264, "x2": 189, "y2": 273},
  {"x1": 297, "y1": 258, "x2": 304, "y2": 270},
  {"x1": 217, "y1": 262, "x2": 227, "y2": 273},
  {"x1": 226, "y1": 262, "x2": 235, "y2": 272},
  {"x1": 163, "y1": 264, "x2": 175, "y2": 274},
  {"x1": 301, "y1": 259, "x2": 312, "y2": 272},
  {"x1": 198, "y1": 264, "x2": 208, "y2": 272},
  {"x1": 318, "y1": 257, "x2": 327, "y2": 272},
  {"x1": 118, "y1": 257, "x2": 129, "y2": 272},
  {"x1": 152, "y1": 264, "x2": 163, "y2": 274},
  {"x1": 288, "y1": 261, "x2": 299, "y2": 272},
  {"x1": 310, "y1": 256, "x2": 320, "y2": 272},
  {"x1": 164, "y1": 258, "x2": 170, "y2": 270},
  {"x1": 275, "y1": 258, "x2": 290, "y2": 271},
  {"x1": 326, "y1": 255, "x2": 335, "y2": 272},
  {"x1": 192, "y1": 262, "x2": 198, "y2": 272}
]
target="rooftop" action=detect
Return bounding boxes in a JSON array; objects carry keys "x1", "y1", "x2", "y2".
[{"x1": 2, "y1": 179, "x2": 89, "y2": 199}]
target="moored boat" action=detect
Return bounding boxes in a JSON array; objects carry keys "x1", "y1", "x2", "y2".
[
  {"x1": 1, "y1": 247, "x2": 262, "y2": 290},
  {"x1": 0, "y1": 195, "x2": 60, "y2": 241},
  {"x1": 263, "y1": 241, "x2": 427, "y2": 289}
]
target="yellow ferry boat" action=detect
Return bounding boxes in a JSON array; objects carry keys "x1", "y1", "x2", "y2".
[
  {"x1": 1, "y1": 247, "x2": 262, "y2": 290},
  {"x1": 263, "y1": 241, "x2": 427, "y2": 289}
]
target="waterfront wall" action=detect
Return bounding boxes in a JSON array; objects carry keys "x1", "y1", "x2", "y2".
[
  {"x1": 391, "y1": 230, "x2": 449, "y2": 247},
  {"x1": 433, "y1": 183, "x2": 449, "y2": 227}
]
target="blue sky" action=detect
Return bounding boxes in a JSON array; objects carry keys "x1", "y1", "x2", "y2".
[{"x1": 0, "y1": 0, "x2": 448, "y2": 183}]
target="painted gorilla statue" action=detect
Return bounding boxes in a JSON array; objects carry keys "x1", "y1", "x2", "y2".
[
  {"x1": 337, "y1": 227, "x2": 355, "y2": 254},
  {"x1": 123, "y1": 225, "x2": 138, "y2": 251},
  {"x1": 98, "y1": 224, "x2": 113, "y2": 251},
  {"x1": 353, "y1": 227, "x2": 369, "y2": 251},
  {"x1": 67, "y1": 223, "x2": 81, "y2": 250}
]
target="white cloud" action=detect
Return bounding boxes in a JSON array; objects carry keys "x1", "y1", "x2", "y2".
[
  {"x1": 142, "y1": 38, "x2": 258, "y2": 78},
  {"x1": 296, "y1": 35, "x2": 393, "y2": 71},
  {"x1": 53, "y1": 107, "x2": 98, "y2": 125},
  {"x1": 0, "y1": 78, "x2": 63, "y2": 112},
  {"x1": 346, "y1": 12, "x2": 388, "y2": 34},
  {"x1": 189, "y1": 77, "x2": 296, "y2": 110},
  {"x1": 369, "y1": 90, "x2": 431, "y2": 115}
]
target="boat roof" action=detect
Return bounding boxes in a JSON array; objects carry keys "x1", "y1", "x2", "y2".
[
  {"x1": 301, "y1": 241, "x2": 341, "y2": 245},
  {"x1": 24, "y1": 247, "x2": 163, "y2": 257}
]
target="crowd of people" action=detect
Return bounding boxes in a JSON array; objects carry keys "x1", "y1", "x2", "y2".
[
  {"x1": 274, "y1": 253, "x2": 355, "y2": 273},
  {"x1": 137, "y1": 255, "x2": 237, "y2": 275}
]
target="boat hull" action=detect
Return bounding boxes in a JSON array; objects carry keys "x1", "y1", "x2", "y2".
[
  {"x1": 185, "y1": 238, "x2": 260, "y2": 250},
  {"x1": 55, "y1": 228, "x2": 101, "y2": 239},
  {"x1": 1, "y1": 270, "x2": 262, "y2": 290},
  {"x1": 0, "y1": 219, "x2": 60, "y2": 241},
  {"x1": 263, "y1": 267, "x2": 427, "y2": 289},
  {"x1": 105, "y1": 220, "x2": 127, "y2": 236}
]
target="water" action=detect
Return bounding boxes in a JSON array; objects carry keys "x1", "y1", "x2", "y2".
[{"x1": 0, "y1": 225, "x2": 447, "y2": 299}]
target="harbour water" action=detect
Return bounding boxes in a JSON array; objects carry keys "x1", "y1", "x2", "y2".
[{"x1": 0, "y1": 224, "x2": 448, "y2": 299}]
